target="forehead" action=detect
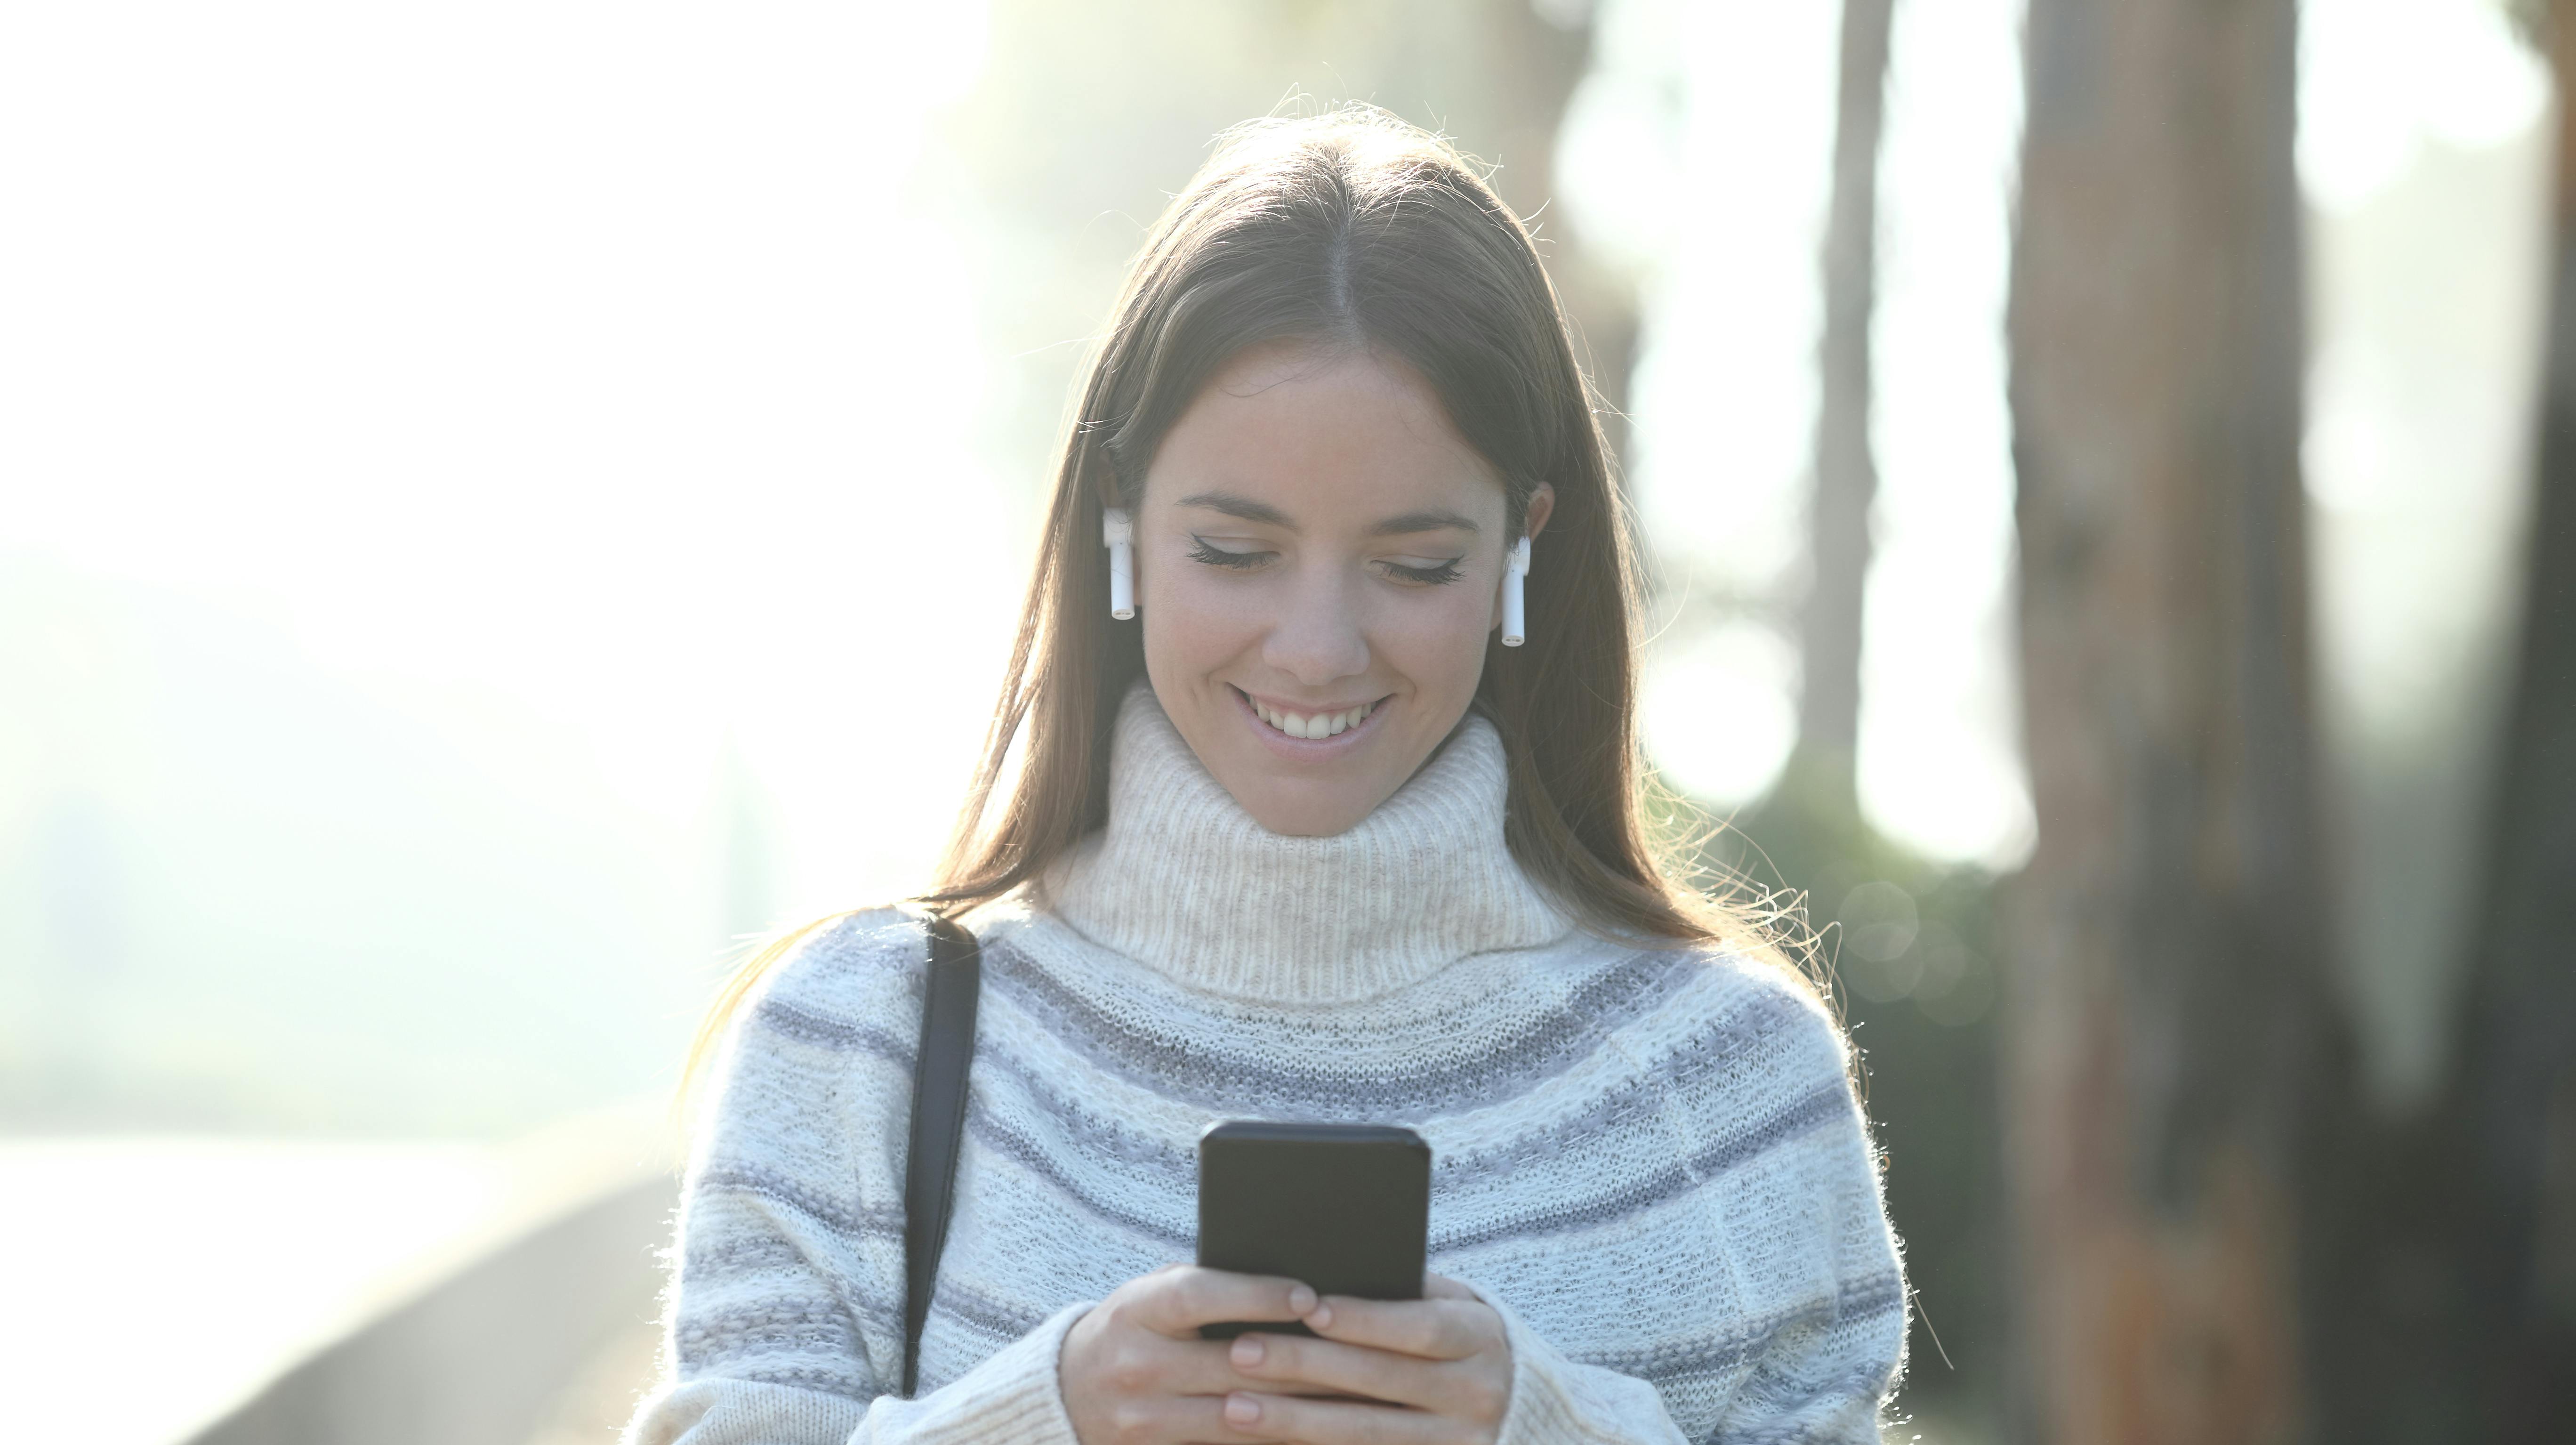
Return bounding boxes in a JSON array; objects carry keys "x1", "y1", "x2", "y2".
[{"x1": 1140, "y1": 341, "x2": 1504, "y2": 526}]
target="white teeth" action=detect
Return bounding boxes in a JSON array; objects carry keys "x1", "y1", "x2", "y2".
[{"x1": 1250, "y1": 697, "x2": 1376, "y2": 738}]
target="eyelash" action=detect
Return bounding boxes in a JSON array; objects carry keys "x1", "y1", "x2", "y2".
[
  {"x1": 1188, "y1": 538, "x2": 1270, "y2": 570},
  {"x1": 1186, "y1": 537, "x2": 1465, "y2": 587},
  {"x1": 1384, "y1": 558, "x2": 1464, "y2": 586}
]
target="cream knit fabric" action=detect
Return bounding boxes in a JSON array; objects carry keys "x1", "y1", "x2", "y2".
[{"x1": 625, "y1": 684, "x2": 1908, "y2": 1445}]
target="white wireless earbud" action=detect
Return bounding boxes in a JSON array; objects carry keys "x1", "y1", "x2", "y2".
[
  {"x1": 1103, "y1": 507, "x2": 1135, "y2": 620},
  {"x1": 1501, "y1": 534, "x2": 1531, "y2": 646}
]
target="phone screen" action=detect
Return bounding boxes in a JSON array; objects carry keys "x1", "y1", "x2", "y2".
[{"x1": 1195, "y1": 1120, "x2": 1431, "y2": 1339}]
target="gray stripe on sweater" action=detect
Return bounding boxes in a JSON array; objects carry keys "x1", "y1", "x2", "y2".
[
  {"x1": 754, "y1": 938, "x2": 1815, "y2": 1203},
  {"x1": 679, "y1": 1293, "x2": 868, "y2": 1358},
  {"x1": 966, "y1": 1041, "x2": 1194, "y2": 1169},
  {"x1": 1575, "y1": 1270, "x2": 1904, "y2": 1390},
  {"x1": 930, "y1": 1275, "x2": 1057, "y2": 1343},
  {"x1": 677, "y1": 1293, "x2": 883, "y2": 1405},
  {"x1": 1430, "y1": 986, "x2": 1827, "y2": 1175},
  {"x1": 757, "y1": 930, "x2": 1823, "y2": 1199},
  {"x1": 1726, "y1": 1355, "x2": 1904, "y2": 1417},
  {"x1": 983, "y1": 938, "x2": 1714, "y2": 1114},
  {"x1": 960, "y1": 1068, "x2": 1850, "y2": 1254},
  {"x1": 684, "y1": 1230, "x2": 808, "y2": 1279},
  {"x1": 1432, "y1": 1083, "x2": 1850, "y2": 1251},
  {"x1": 755, "y1": 972, "x2": 1829, "y2": 1238},
  {"x1": 755, "y1": 994, "x2": 912, "y2": 1063},
  {"x1": 959, "y1": 979, "x2": 1823, "y2": 1199},
  {"x1": 1708, "y1": 1358, "x2": 1904, "y2": 1445},
  {"x1": 696, "y1": 1161, "x2": 904, "y2": 1244},
  {"x1": 967, "y1": 1106, "x2": 1195, "y2": 1248},
  {"x1": 719, "y1": 1360, "x2": 876, "y2": 1403}
]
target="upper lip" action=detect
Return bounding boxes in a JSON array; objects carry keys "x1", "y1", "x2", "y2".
[{"x1": 1236, "y1": 686, "x2": 1382, "y2": 716}]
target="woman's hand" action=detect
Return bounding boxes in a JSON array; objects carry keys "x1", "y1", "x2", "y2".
[
  {"x1": 1218, "y1": 1274, "x2": 1513, "y2": 1445},
  {"x1": 1060, "y1": 1264, "x2": 1318, "y2": 1445}
]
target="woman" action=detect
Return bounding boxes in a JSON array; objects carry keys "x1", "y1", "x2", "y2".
[{"x1": 628, "y1": 108, "x2": 1907, "y2": 1445}]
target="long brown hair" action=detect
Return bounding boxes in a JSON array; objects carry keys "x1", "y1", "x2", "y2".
[{"x1": 677, "y1": 107, "x2": 1803, "y2": 1124}]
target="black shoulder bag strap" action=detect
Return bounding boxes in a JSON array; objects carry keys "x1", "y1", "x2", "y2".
[{"x1": 901, "y1": 912, "x2": 982, "y2": 1398}]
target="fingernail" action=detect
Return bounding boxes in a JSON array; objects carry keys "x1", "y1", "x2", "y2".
[
  {"x1": 1307, "y1": 1301, "x2": 1333, "y2": 1330},
  {"x1": 1231, "y1": 1335, "x2": 1264, "y2": 1367},
  {"x1": 1224, "y1": 1393, "x2": 1261, "y2": 1425},
  {"x1": 1288, "y1": 1284, "x2": 1317, "y2": 1314}
]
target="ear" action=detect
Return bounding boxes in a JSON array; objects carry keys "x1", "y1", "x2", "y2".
[{"x1": 1521, "y1": 483, "x2": 1556, "y2": 543}]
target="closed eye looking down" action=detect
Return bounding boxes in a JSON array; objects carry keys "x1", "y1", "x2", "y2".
[{"x1": 1186, "y1": 535, "x2": 1465, "y2": 585}]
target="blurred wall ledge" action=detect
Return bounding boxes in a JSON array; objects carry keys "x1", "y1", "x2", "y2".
[{"x1": 0, "y1": 1100, "x2": 680, "y2": 1445}]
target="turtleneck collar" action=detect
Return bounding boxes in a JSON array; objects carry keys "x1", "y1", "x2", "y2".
[{"x1": 1038, "y1": 681, "x2": 1571, "y2": 1005}]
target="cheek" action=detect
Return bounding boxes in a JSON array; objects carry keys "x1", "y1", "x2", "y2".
[
  {"x1": 1373, "y1": 584, "x2": 1497, "y2": 690},
  {"x1": 1138, "y1": 558, "x2": 1259, "y2": 667}
]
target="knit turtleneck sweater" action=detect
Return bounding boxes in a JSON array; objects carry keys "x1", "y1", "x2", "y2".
[
  {"x1": 626, "y1": 685, "x2": 1908, "y2": 1445},
  {"x1": 1042, "y1": 685, "x2": 1569, "y2": 1002}
]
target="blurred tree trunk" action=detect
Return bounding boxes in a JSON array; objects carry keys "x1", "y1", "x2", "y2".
[
  {"x1": 1794, "y1": 0, "x2": 1895, "y2": 816},
  {"x1": 2414, "y1": 2, "x2": 2576, "y2": 1433},
  {"x1": 1471, "y1": 0, "x2": 1641, "y2": 476},
  {"x1": 2004, "y1": 1, "x2": 2346, "y2": 1443}
]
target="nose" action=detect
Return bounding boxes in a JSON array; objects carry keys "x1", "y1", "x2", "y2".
[{"x1": 1260, "y1": 567, "x2": 1370, "y2": 687}]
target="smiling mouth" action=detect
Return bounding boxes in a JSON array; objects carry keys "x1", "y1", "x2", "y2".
[{"x1": 1234, "y1": 687, "x2": 1379, "y2": 740}]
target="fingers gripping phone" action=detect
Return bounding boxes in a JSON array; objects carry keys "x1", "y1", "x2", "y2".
[{"x1": 1195, "y1": 1120, "x2": 1431, "y2": 1339}]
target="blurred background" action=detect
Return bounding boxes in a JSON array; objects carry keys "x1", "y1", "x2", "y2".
[{"x1": 3, "y1": 1, "x2": 2567, "y2": 1442}]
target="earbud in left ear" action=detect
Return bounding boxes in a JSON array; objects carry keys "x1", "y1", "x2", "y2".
[
  {"x1": 1501, "y1": 535, "x2": 1531, "y2": 646},
  {"x1": 1103, "y1": 507, "x2": 1135, "y2": 620}
]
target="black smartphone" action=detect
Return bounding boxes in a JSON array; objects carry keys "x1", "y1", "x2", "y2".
[{"x1": 1195, "y1": 1120, "x2": 1431, "y2": 1339}]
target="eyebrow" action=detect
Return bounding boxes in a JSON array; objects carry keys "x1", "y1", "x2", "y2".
[
  {"x1": 1175, "y1": 491, "x2": 1481, "y2": 537},
  {"x1": 1176, "y1": 491, "x2": 1293, "y2": 527},
  {"x1": 1368, "y1": 508, "x2": 1481, "y2": 537}
]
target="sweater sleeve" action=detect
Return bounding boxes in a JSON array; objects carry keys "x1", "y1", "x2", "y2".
[
  {"x1": 1692, "y1": 967, "x2": 1909, "y2": 1445},
  {"x1": 1466, "y1": 1287, "x2": 1689, "y2": 1445},
  {"x1": 629, "y1": 1305, "x2": 1092, "y2": 1445},
  {"x1": 1458, "y1": 961, "x2": 1907, "y2": 1445},
  {"x1": 621, "y1": 910, "x2": 1087, "y2": 1445}
]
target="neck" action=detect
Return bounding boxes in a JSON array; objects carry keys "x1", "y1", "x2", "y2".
[{"x1": 1038, "y1": 682, "x2": 1570, "y2": 1004}]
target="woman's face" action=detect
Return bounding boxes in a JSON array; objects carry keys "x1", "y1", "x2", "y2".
[{"x1": 1135, "y1": 339, "x2": 1553, "y2": 837}]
